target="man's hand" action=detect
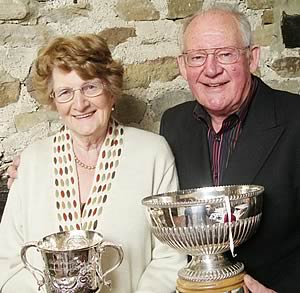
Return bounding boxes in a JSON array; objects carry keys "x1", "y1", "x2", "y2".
[
  {"x1": 7, "y1": 155, "x2": 20, "y2": 189},
  {"x1": 244, "y1": 274, "x2": 277, "y2": 293}
]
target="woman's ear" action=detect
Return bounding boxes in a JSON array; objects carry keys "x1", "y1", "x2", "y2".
[{"x1": 110, "y1": 92, "x2": 117, "y2": 106}]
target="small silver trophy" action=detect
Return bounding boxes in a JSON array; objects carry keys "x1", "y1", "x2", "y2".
[
  {"x1": 142, "y1": 185, "x2": 264, "y2": 293},
  {"x1": 21, "y1": 230, "x2": 124, "y2": 293}
]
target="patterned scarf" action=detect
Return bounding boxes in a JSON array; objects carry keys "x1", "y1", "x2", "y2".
[{"x1": 52, "y1": 119, "x2": 124, "y2": 232}]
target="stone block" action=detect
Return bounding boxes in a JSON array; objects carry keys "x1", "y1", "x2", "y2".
[
  {"x1": 271, "y1": 57, "x2": 300, "y2": 78},
  {"x1": 15, "y1": 110, "x2": 59, "y2": 132},
  {"x1": 0, "y1": 70, "x2": 20, "y2": 108},
  {"x1": 166, "y1": 0, "x2": 202, "y2": 19},
  {"x1": 136, "y1": 21, "x2": 179, "y2": 44},
  {"x1": 281, "y1": 12, "x2": 300, "y2": 48},
  {"x1": 115, "y1": 0, "x2": 159, "y2": 21},
  {"x1": 39, "y1": 6, "x2": 89, "y2": 24},
  {"x1": 124, "y1": 57, "x2": 179, "y2": 89},
  {"x1": 113, "y1": 94, "x2": 147, "y2": 124},
  {"x1": 0, "y1": 0, "x2": 28, "y2": 20},
  {"x1": 99, "y1": 27, "x2": 136, "y2": 48},
  {"x1": 262, "y1": 9, "x2": 273, "y2": 25},
  {"x1": 0, "y1": 47, "x2": 38, "y2": 81},
  {"x1": 0, "y1": 24, "x2": 49, "y2": 47},
  {"x1": 247, "y1": 0, "x2": 274, "y2": 10},
  {"x1": 150, "y1": 90, "x2": 194, "y2": 122},
  {"x1": 253, "y1": 24, "x2": 275, "y2": 46}
]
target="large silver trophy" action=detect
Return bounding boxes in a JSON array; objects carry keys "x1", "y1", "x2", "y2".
[
  {"x1": 142, "y1": 185, "x2": 264, "y2": 293},
  {"x1": 21, "y1": 230, "x2": 124, "y2": 293}
]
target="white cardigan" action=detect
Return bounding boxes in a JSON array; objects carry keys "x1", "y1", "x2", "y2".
[{"x1": 0, "y1": 124, "x2": 186, "y2": 293}]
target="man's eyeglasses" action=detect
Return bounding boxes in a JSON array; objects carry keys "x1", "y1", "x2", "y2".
[
  {"x1": 50, "y1": 81, "x2": 105, "y2": 103},
  {"x1": 181, "y1": 46, "x2": 250, "y2": 67}
]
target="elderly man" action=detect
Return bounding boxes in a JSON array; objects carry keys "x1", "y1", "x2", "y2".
[{"x1": 160, "y1": 5, "x2": 300, "y2": 293}]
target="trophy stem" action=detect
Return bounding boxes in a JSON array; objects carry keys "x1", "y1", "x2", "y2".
[{"x1": 179, "y1": 254, "x2": 244, "y2": 282}]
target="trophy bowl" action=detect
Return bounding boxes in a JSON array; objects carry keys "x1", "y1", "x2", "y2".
[{"x1": 142, "y1": 185, "x2": 264, "y2": 292}]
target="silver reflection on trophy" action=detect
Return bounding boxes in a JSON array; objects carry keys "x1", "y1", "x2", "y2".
[
  {"x1": 142, "y1": 185, "x2": 264, "y2": 292},
  {"x1": 21, "y1": 230, "x2": 123, "y2": 293}
]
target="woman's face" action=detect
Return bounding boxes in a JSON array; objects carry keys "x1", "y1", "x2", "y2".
[{"x1": 52, "y1": 67, "x2": 115, "y2": 142}]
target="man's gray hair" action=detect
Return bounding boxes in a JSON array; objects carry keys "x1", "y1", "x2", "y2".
[{"x1": 180, "y1": 3, "x2": 252, "y2": 52}]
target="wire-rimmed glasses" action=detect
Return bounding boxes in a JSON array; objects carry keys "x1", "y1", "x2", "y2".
[
  {"x1": 181, "y1": 46, "x2": 250, "y2": 67},
  {"x1": 50, "y1": 80, "x2": 105, "y2": 103}
]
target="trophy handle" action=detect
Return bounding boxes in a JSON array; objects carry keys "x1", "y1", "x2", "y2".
[
  {"x1": 96, "y1": 241, "x2": 124, "y2": 289},
  {"x1": 21, "y1": 241, "x2": 45, "y2": 290}
]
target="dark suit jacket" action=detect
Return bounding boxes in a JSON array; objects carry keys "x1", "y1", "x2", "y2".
[{"x1": 160, "y1": 77, "x2": 300, "y2": 292}]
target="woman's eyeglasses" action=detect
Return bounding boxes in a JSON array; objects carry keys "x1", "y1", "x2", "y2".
[
  {"x1": 50, "y1": 81, "x2": 105, "y2": 103},
  {"x1": 181, "y1": 46, "x2": 250, "y2": 67}
]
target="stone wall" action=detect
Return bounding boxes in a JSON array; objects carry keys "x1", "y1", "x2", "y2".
[{"x1": 0, "y1": 0, "x2": 300, "y2": 216}]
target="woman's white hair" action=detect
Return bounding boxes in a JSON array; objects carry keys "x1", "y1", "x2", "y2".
[{"x1": 179, "y1": 3, "x2": 252, "y2": 52}]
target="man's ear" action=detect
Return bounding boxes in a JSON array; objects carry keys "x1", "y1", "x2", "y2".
[
  {"x1": 249, "y1": 45, "x2": 260, "y2": 73},
  {"x1": 177, "y1": 55, "x2": 188, "y2": 80}
]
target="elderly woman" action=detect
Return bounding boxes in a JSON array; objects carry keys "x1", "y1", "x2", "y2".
[{"x1": 0, "y1": 34, "x2": 185, "y2": 292}]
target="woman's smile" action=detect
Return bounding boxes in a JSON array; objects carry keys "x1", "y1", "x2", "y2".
[{"x1": 72, "y1": 111, "x2": 96, "y2": 119}]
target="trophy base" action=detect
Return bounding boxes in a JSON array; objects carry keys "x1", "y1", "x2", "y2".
[{"x1": 176, "y1": 272, "x2": 248, "y2": 293}]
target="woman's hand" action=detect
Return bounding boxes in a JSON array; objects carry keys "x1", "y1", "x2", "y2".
[
  {"x1": 7, "y1": 155, "x2": 20, "y2": 189},
  {"x1": 244, "y1": 274, "x2": 277, "y2": 293}
]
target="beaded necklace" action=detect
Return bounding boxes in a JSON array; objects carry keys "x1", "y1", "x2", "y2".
[{"x1": 74, "y1": 153, "x2": 96, "y2": 170}]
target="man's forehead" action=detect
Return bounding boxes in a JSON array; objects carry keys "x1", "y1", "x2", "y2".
[
  {"x1": 183, "y1": 12, "x2": 243, "y2": 47},
  {"x1": 187, "y1": 12, "x2": 238, "y2": 32}
]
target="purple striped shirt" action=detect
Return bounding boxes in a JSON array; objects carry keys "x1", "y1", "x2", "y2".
[{"x1": 193, "y1": 78, "x2": 258, "y2": 186}]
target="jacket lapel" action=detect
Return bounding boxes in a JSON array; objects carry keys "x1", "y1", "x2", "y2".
[
  {"x1": 177, "y1": 102, "x2": 213, "y2": 189},
  {"x1": 222, "y1": 80, "x2": 284, "y2": 185},
  {"x1": 189, "y1": 121, "x2": 213, "y2": 187}
]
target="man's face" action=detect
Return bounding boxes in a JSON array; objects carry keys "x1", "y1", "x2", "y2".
[{"x1": 178, "y1": 11, "x2": 260, "y2": 119}]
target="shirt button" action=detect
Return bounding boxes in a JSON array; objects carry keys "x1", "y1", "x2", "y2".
[{"x1": 215, "y1": 135, "x2": 221, "y2": 142}]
